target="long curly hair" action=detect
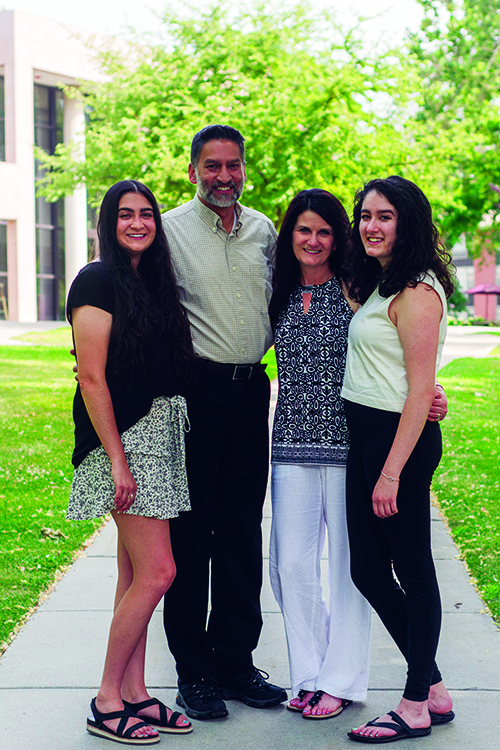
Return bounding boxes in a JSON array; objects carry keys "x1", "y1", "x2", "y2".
[
  {"x1": 269, "y1": 189, "x2": 351, "y2": 329},
  {"x1": 97, "y1": 180, "x2": 195, "y2": 380},
  {"x1": 346, "y1": 176, "x2": 454, "y2": 304}
]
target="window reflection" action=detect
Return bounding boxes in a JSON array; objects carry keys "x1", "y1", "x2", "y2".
[{"x1": 34, "y1": 84, "x2": 65, "y2": 320}]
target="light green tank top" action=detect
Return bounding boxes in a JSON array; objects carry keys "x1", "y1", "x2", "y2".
[{"x1": 341, "y1": 271, "x2": 447, "y2": 413}]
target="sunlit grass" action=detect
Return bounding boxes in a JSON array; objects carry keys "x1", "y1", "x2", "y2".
[
  {"x1": 0, "y1": 346, "x2": 102, "y2": 652},
  {"x1": 434, "y1": 358, "x2": 500, "y2": 624},
  {"x1": 262, "y1": 346, "x2": 277, "y2": 381}
]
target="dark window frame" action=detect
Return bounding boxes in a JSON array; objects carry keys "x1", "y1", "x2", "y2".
[{"x1": 34, "y1": 84, "x2": 65, "y2": 320}]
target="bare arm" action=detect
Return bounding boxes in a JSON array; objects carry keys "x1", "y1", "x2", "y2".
[
  {"x1": 72, "y1": 305, "x2": 137, "y2": 512},
  {"x1": 371, "y1": 283, "x2": 443, "y2": 519}
]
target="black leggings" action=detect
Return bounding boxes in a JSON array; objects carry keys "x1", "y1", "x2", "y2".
[{"x1": 344, "y1": 401, "x2": 443, "y2": 702}]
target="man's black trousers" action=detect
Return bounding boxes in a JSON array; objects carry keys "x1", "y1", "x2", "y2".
[{"x1": 163, "y1": 369, "x2": 270, "y2": 681}]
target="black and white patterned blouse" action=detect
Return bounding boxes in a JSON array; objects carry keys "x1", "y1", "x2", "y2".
[{"x1": 271, "y1": 276, "x2": 353, "y2": 466}]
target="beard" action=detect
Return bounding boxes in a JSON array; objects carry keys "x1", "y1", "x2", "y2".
[{"x1": 195, "y1": 172, "x2": 244, "y2": 207}]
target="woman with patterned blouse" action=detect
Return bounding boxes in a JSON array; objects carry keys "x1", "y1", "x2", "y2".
[{"x1": 268, "y1": 189, "x2": 371, "y2": 720}]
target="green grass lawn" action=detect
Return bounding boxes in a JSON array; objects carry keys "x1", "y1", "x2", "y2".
[
  {"x1": 262, "y1": 346, "x2": 277, "y2": 381},
  {"x1": 0, "y1": 344, "x2": 102, "y2": 652},
  {"x1": 434, "y1": 357, "x2": 500, "y2": 623}
]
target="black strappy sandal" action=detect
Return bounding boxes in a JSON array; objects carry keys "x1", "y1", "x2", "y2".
[
  {"x1": 122, "y1": 697, "x2": 193, "y2": 734},
  {"x1": 86, "y1": 697, "x2": 160, "y2": 745}
]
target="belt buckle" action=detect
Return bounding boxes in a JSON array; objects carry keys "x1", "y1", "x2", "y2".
[{"x1": 232, "y1": 364, "x2": 253, "y2": 380}]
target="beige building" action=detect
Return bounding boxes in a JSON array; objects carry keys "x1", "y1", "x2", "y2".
[{"x1": 0, "y1": 10, "x2": 106, "y2": 321}]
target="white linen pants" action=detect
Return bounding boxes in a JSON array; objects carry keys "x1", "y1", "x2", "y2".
[{"x1": 269, "y1": 464, "x2": 371, "y2": 700}]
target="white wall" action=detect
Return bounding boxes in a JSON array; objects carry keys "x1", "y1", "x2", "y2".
[{"x1": 0, "y1": 10, "x2": 111, "y2": 320}]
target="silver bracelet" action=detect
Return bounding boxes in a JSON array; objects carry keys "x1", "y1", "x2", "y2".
[{"x1": 381, "y1": 470, "x2": 400, "y2": 483}]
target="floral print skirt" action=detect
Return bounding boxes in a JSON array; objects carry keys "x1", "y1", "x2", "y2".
[{"x1": 67, "y1": 395, "x2": 190, "y2": 521}]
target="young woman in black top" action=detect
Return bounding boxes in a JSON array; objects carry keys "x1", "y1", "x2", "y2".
[{"x1": 67, "y1": 180, "x2": 195, "y2": 745}]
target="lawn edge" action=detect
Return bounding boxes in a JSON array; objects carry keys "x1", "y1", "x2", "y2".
[
  {"x1": 0, "y1": 517, "x2": 109, "y2": 658},
  {"x1": 432, "y1": 494, "x2": 500, "y2": 629}
]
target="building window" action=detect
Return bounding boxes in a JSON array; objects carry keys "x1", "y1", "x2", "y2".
[
  {"x1": 34, "y1": 84, "x2": 65, "y2": 320},
  {"x1": 451, "y1": 234, "x2": 468, "y2": 261},
  {"x1": 0, "y1": 75, "x2": 5, "y2": 161},
  {"x1": 0, "y1": 222, "x2": 7, "y2": 320},
  {"x1": 88, "y1": 204, "x2": 98, "y2": 259}
]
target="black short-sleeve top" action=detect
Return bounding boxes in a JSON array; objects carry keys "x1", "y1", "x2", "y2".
[{"x1": 67, "y1": 262, "x2": 183, "y2": 468}]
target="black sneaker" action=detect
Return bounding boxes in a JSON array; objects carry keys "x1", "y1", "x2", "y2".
[
  {"x1": 217, "y1": 668, "x2": 288, "y2": 708},
  {"x1": 176, "y1": 677, "x2": 228, "y2": 720}
]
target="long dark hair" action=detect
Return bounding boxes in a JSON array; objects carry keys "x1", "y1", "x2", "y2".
[
  {"x1": 97, "y1": 180, "x2": 195, "y2": 380},
  {"x1": 346, "y1": 176, "x2": 454, "y2": 304},
  {"x1": 269, "y1": 189, "x2": 351, "y2": 329}
]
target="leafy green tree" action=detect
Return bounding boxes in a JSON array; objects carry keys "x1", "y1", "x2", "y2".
[
  {"x1": 36, "y1": 3, "x2": 411, "y2": 224},
  {"x1": 404, "y1": 0, "x2": 500, "y2": 249}
]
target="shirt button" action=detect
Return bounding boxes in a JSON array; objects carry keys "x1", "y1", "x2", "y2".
[
  {"x1": 212, "y1": 227, "x2": 217, "y2": 233},
  {"x1": 240, "y1": 320, "x2": 245, "y2": 326},
  {"x1": 232, "y1": 266, "x2": 237, "y2": 271},
  {"x1": 236, "y1": 293, "x2": 241, "y2": 299},
  {"x1": 241, "y1": 348, "x2": 246, "y2": 354}
]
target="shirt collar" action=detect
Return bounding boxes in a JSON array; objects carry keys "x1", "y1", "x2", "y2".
[{"x1": 193, "y1": 194, "x2": 243, "y2": 233}]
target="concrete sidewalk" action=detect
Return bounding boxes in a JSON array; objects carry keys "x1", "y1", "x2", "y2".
[
  {"x1": 2, "y1": 483, "x2": 500, "y2": 750},
  {"x1": 0, "y1": 326, "x2": 499, "y2": 748},
  {"x1": 440, "y1": 326, "x2": 500, "y2": 366},
  {"x1": 0, "y1": 320, "x2": 70, "y2": 345}
]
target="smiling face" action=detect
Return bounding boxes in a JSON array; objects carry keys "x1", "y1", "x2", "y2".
[
  {"x1": 292, "y1": 210, "x2": 335, "y2": 282},
  {"x1": 359, "y1": 190, "x2": 398, "y2": 268},
  {"x1": 189, "y1": 139, "x2": 246, "y2": 209},
  {"x1": 116, "y1": 192, "x2": 156, "y2": 268}
]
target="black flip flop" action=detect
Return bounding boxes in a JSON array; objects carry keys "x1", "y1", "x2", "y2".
[
  {"x1": 347, "y1": 710, "x2": 431, "y2": 743},
  {"x1": 429, "y1": 710, "x2": 455, "y2": 726}
]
